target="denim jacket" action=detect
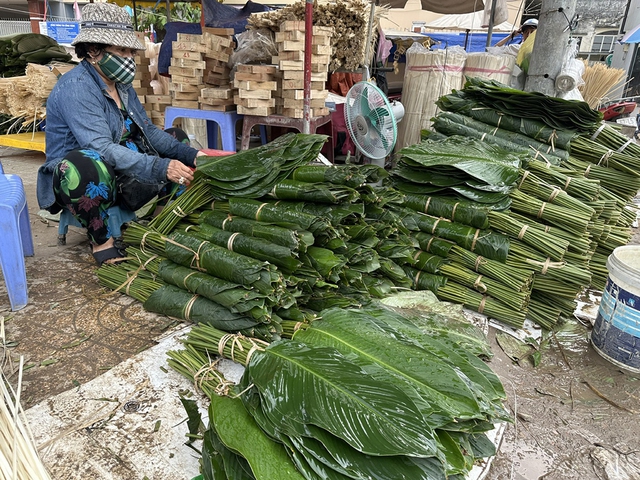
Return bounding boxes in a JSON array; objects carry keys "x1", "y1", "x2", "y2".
[{"x1": 37, "y1": 59, "x2": 198, "y2": 210}]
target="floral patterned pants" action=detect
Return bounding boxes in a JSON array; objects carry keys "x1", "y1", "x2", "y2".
[{"x1": 53, "y1": 149, "x2": 117, "y2": 245}]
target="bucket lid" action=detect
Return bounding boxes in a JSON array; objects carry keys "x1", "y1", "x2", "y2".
[{"x1": 607, "y1": 245, "x2": 640, "y2": 288}]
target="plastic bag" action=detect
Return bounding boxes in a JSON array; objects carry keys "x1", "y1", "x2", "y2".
[
  {"x1": 510, "y1": 64, "x2": 525, "y2": 90},
  {"x1": 515, "y1": 30, "x2": 536, "y2": 73},
  {"x1": 482, "y1": 0, "x2": 508, "y2": 27},
  {"x1": 556, "y1": 38, "x2": 585, "y2": 93},
  {"x1": 229, "y1": 28, "x2": 277, "y2": 67}
]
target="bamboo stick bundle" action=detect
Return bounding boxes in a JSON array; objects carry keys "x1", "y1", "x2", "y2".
[
  {"x1": 0, "y1": 357, "x2": 52, "y2": 480},
  {"x1": 396, "y1": 42, "x2": 431, "y2": 150},
  {"x1": 396, "y1": 44, "x2": 467, "y2": 149},
  {"x1": 419, "y1": 48, "x2": 467, "y2": 132},
  {"x1": 578, "y1": 61, "x2": 626, "y2": 109},
  {"x1": 463, "y1": 53, "x2": 515, "y2": 86},
  {"x1": 247, "y1": 0, "x2": 387, "y2": 72}
]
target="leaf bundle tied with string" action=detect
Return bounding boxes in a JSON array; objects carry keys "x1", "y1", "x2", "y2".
[
  {"x1": 197, "y1": 133, "x2": 328, "y2": 199},
  {"x1": 194, "y1": 210, "x2": 315, "y2": 252},
  {"x1": 124, "y1": 223, "x2": 289, "y2": 301},
  {"x1": 215, "y1": 197, "x2": 338, "y2": 241},
  {"x1": 183, "y1": 223, "x2": 303, "y2": 272},
  {"x1": 396, "y1": 208, "x2": 511, "y2": 263},
  {"x1": 460, "y1": 77, "x2": 603, "y2": 132},
  {"x1": 97, "y1": 262, "x2": 265, "y2": 335},
  {"x1": 267, "y1": 179, "x2": 360, "y2": 204}
]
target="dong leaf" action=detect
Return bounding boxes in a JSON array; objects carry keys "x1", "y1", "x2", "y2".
[
  {"x1": 293, "y1": 424, "x2": 449, "y2": 480},
  {"x1": 293, "y1": 308, "x2": 498, "y2": 422},
  {"x1": 244, "y1": 341, "x2": 440, "y2": 458},
  {"x1": 201, "y1": 427, "x2": 230, "y2": 480},
  {"x1": 208, "y1": 393, "x2": 305, "y2": 480},
  {"x1": 396, "y1": 136, "x2": 522, "y2": 186}
]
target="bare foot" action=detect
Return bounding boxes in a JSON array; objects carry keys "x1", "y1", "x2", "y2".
[
  {"x1": 92, "y1": 238, "x2": 126, "y2": 266},
  {"x1": 92, "y1": 237, "x2": 115, "y2": 253}
]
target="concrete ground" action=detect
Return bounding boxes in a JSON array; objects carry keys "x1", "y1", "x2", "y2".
[{"x1": 1, "y1": 145, "x2": 639, "y2": 479}]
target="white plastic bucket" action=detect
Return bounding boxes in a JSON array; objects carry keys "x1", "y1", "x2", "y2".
[{"x1": 591, "y1": 245, "x2": 640, "y2": 374}]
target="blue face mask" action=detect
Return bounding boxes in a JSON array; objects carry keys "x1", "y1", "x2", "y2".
[{"x1": 97, "y1": 52, "x2": 136, "y2": 84}]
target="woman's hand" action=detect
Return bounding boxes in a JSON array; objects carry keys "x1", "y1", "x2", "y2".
[
  {"x1": 167, "y1": 159, "x2": 195, "y2": 186},
  {"x1": 194, "y1": 150, "x2": 207, "y2": 167}
]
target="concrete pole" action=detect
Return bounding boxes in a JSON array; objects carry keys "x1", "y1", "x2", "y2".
[{"x1": 524, "y1": 0, "x2": 578, "y2": 95}]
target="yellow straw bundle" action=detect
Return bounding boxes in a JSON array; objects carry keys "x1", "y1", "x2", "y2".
[
  {"x1": 6, "y1": 77, "x2": 46, "y2": 122},
  {"x1": 0, "y1": 79, "x2": 13, "y2": 116},
  {"x1": 578, "y1": 61, "x2": 626, "y2": 109},
  {"x1": 24, "y1": 64, "x2": 59, "y2": 99}
]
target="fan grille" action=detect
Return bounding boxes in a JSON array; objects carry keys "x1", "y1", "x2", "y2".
[{"x1": 344, "y1": 81, "x2": 397, "y2": 160}]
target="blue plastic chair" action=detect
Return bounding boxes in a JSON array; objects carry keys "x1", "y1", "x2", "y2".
[
  {"x1": 0, "y1": 161, "x2": 35, "y2": 311},
  {"x1": 164, "y1": 107, "x2": 243, "y2": 152}
]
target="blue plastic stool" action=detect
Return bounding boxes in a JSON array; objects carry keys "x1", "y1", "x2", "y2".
[
  {"x1": 58, "y1": 205, "x2": 136, "y2": 245},
  {"x1": 164, "y1": 107, "x2": 243, "y2": 152},
  {"x1": 0, "y1": 168, "x2": 35, "y2": 311}
]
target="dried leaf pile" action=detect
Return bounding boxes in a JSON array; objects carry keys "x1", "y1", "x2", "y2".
[
  {"x1": 3, "y1": 76, "x2": 44, "y2": 123},
  {"x1": 247, "y1": 0, "x2": 387, "y2": 72},
  {"x1": 0, "y1": 62, "x2": 74, "y2": 129}
]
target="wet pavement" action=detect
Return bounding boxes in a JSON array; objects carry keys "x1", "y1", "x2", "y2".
[{"x1": 1, "y1": 145, "x2": 639, "y2": 479}]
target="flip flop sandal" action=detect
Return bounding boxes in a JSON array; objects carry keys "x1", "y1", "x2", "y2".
[{"x1": 92, "y1": 246, "x2": 126, "y2": 267}]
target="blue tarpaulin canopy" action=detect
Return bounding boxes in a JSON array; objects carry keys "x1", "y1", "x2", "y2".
[
  {"x1": 621, "y1": 24, "x2": 640, "y2": 44},
  {"x1": 426, "y1": 31, "x2": 511, "y2": 52}
]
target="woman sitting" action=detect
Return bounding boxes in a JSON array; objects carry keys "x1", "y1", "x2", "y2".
[{"x1": 37, "y1": 2, "x2": 205, "y2": 265}]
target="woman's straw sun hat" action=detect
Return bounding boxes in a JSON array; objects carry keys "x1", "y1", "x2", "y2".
[{"x1": 72, "y1": 2, "x2": 144, "y2": 50}]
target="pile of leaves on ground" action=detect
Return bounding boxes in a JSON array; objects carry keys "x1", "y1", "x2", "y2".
[
  {"x1": 94, "y1": 79, "x2": 640, "y2": 477},
  {"x1": 168, "y1": 294, "x2": 508, "y2": 480}
]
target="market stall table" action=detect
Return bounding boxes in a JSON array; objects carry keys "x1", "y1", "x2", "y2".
[
  {"x1": 0, "y1": 132, "x2": 46, "y2": 153},
  {"x1": 240, "y1": 113, "x2": 335, "y2": 163}
]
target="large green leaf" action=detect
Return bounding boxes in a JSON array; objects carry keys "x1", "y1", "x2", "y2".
[
  {"x1": 435, "y1": 430, "x2": 472, "y2": 475},
  {"x1": 381, "y1": 296, "x2": 493, "y2": 358},
  {"x1": 354, "y1": 305, "x2": 506, "y2": 403},
  {"x1": 240, "y1": 388, "x2": 339, "y2": 480},
  {"x1": 201, "y1": 427, "x2": 230, "y2": 480},
  {"x1": 202, "y1": 421, "x2": 253, "y2": 480},
  {"x1": 208, "y1": 393, "x2": 305, "y2": 480},
  {"x1": 294, "y1": 424, "x2": 449, "y2": 480},
  {"x1": 396, "y1": 136, "x2": 521, "y2": 186},
  {"x1": 468, "y1": 432, "x2": 497, "y2": 458},
  {"x1": 244, "y1": 341, "x2": 440, "y2": 458},
  {"x1": 293, "y1": 308, "x2": 497, "y2": 422}
]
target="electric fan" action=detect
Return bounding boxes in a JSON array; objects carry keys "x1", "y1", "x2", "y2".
[{"x1": 344, "y1": 81, "x2": 404, "y2": 168}]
